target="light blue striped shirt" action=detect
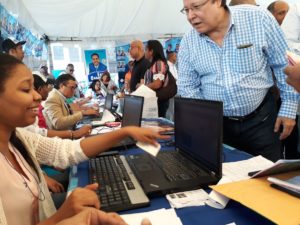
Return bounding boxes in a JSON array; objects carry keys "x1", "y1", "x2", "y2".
[{"x1": 178, "y1": 5, "x2": 298, "y2": 119}]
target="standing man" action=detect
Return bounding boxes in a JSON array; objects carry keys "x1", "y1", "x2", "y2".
[
  {"x1": 59, "y1": 63, "x2": 75, "y2": 76},
  {"x1": 178, "y1": 0, "x2": 298, "y2": 161},
  {"x1": 129, "y1": 40, "x2": 150, "y2": 92},
  {"x1": 267, "y1": 1, "x2": 289, "y2": 25},
  {"x1": 1, "y1": 38, "x2": 25, "y2": 61},
  {"x1": 40, "y1": 63, "x2": 56, "y2": 82},
  {"x1": 65, "y1": 63, "x2": 75, "y2": 76},
  {"x1": 88, "y1": 53, "x2": 107, "y2": 82},
  {"x1": 167, "y1": 51, "x2": 178, "y2": 80}
]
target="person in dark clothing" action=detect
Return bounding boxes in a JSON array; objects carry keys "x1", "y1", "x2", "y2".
[{"x1": 129, "y1": 40, "x2": 150, "y2": 92}]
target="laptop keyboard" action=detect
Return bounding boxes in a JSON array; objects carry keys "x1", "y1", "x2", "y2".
[
  {"x1": 89, "y1": 155, "x2": 149, "y2": 212},
  {"x1": 156, "y1": 152, "x2": 206, "y2": 181}
]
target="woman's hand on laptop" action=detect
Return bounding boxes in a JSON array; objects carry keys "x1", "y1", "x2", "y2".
[
  {"x1": 50, "y1": 183, "x2": 100, "y2": 223},
  {"x1": 74, "y1": 125, "x2": 92, "y2": 138},
  {"x1": 125, "y1": 126, "x2": 170, "y2": 146}
]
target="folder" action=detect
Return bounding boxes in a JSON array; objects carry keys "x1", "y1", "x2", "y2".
[{"x1": 211, "y1": 171, "x2": 300, "y2": 225}]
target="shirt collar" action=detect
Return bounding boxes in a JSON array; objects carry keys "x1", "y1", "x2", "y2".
[
  {"x1": 228, "y1": 7, "x2": 235, "y2": 31},
  {"x1": 56, "y1": 89, "x2": 67, "y2": 101}
]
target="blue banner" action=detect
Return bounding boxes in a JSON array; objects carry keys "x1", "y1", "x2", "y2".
[
  {"x1": 165, "y1": 37, "x2": 182, "y2": 55},
  {"x1": 84, "y1": 49, "x2": 107, "y2": 83},
  {"x1": 0, "y1": 4, "x2": 46, "y2": 57}
]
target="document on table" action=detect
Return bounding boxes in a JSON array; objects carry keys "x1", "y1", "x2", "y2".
[
  {"x1": 207, "y1": 156, "x2": 274, "y2": 209},
  {"x1": 121, "y1": 208, "x2": 182, "y2": 225},
  {"x1": 222, "y1": 155, "x2": 274, "y2": 181},
  {"x1": 166, "y1": 189, "x2": 209, "y2": 208},
  {"x1": 132, "y1": 85, "x2": 158, "y2": 118},
  {"x1": 136, "y1": 141, "x2": 161, "y2": 157},
  {"x1": 90, "y1": 109, "x2": 116, "y2": 128}
]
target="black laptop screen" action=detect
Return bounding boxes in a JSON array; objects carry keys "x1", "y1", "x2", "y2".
[
  {"x1": 122, "y1": 95, "x2": 144, "y2": 127},
  {"x1": 105, "y1": 94, "x2": 113, "y2": 110},
  {"x1": 174, "y1": 98, "x2": 223, "y2": 176}
]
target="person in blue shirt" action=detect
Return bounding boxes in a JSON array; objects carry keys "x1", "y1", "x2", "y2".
[
  {"x1": 88, "y1": 53, "x2": 107, "y2": 83},
  {"x1": 178, "y1": 0, "x2": 298, "y2": 161}
]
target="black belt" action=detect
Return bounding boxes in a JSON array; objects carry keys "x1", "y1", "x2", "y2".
[{"x1": 224, "y1": 91, "x2": 271, "y2": 122}]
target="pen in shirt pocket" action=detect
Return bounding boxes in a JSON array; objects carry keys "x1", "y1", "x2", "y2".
[{"x1": 237, "y1": 43, "x2": 253, "y2": 49}]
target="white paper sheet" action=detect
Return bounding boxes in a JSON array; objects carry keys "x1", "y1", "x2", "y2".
[
  {"x1": 132, "y1": 85, "x2": 158, "y2": 118},
  {"x1": 206, "y1": 156, "x2": 274, "y2": 209},
  {"x1": 166, "y1": 189, "x2": 209, "y2": 208},
  {"x1": 136, "y1": 142, "x2": 161, "y2": 157},
  {"x1": 121, "y1": 208, "x2": 182, "y2": 225}
]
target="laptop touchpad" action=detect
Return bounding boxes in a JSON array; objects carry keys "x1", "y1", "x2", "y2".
[{"x1": 136, "y1": 163, "x2": 153, "y2": 172}]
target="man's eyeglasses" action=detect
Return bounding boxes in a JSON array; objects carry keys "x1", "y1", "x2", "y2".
[
  {"x1": 180, "y1": 0, "x2": 210, "y2": 15},
  {"x1": 64, "y1": 85, "x2": 78, "y2": 90}
]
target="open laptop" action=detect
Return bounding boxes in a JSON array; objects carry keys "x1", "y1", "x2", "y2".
[
  {"x1": 103, "y1": 93, "x2": 113, "y2": 111},
  {"x1": 110, "y1": 94, "x2": 144, "y2": 148},
  {"x1": 88, "y1": 95, "x2": 148, "y2": 212},
  {"x1": 80, "y1": 93, "x2": 114, "y2": 126},
  {"x1": 126, "y1": 97, "x2": 223, "y2": 196}
]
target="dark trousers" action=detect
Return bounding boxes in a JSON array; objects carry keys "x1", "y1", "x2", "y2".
[
  {"x1": 281, "y1": 116, "x2": 299, "y2": 159},
  {"x1": 158, "y1": 99, "x2": 169, "y2": 118},
  {"x1": 275, "y1": 98, "x2": 300, "y2": 159},
  {"x1": 223, "y1": 91, "x2": 280, "y2": 162}
]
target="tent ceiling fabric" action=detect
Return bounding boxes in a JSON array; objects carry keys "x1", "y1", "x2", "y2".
[{"x1": 18, "y1": 0, "x2": 191, "y2": 39}]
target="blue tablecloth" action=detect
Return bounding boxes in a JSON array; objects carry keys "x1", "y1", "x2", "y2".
[{"x1": 72, "y1": 144, "x2": 274, "y2": 225}]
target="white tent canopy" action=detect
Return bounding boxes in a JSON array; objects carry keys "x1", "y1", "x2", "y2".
[
  {"x1": 1, "y1": 0, "x2": 191, "y2": 40},
  {"x1": 1, "y1": 0, "x2": 299, "y2": 40}
]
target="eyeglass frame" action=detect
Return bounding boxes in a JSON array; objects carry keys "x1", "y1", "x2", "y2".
[
  {"x1": 180, "y1": 0, "x2": 211, "y2": 15},
  {"x1": 64, "y1": 84, "x2": 78, "y2": 90}
]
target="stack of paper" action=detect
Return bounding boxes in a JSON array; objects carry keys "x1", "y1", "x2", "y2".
[
  {"x1": 121, "y1": 208, "x2": 182, "y2": 225},
  {"x1": 207, "y1": 156, "x2": 274, "y2": 209},
  {"x1": 132, "y1": 85, "x2": 158, "y2": 118},
  {"x1": 90, "y1": 110, "x2": 118, "y2": 134}
]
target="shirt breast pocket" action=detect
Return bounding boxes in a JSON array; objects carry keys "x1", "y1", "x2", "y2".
[{"x1": 231, "y1": 46, "x2": 259, "y2": 74}]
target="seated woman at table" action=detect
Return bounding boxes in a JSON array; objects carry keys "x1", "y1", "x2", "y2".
[
  {"x1": 85, "y1": 79, "x2": 105, "y2": 100},
  {"x1": 0, "y1": 54, "x2": 165, "y2": 225},
  {"x1": 100, "y1": 71, "x2": 118, "y2": 95}
]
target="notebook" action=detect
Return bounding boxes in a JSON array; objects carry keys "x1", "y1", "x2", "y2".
[{"x1": 126, "y1": 97, "x2": 223, "y2": 196}]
